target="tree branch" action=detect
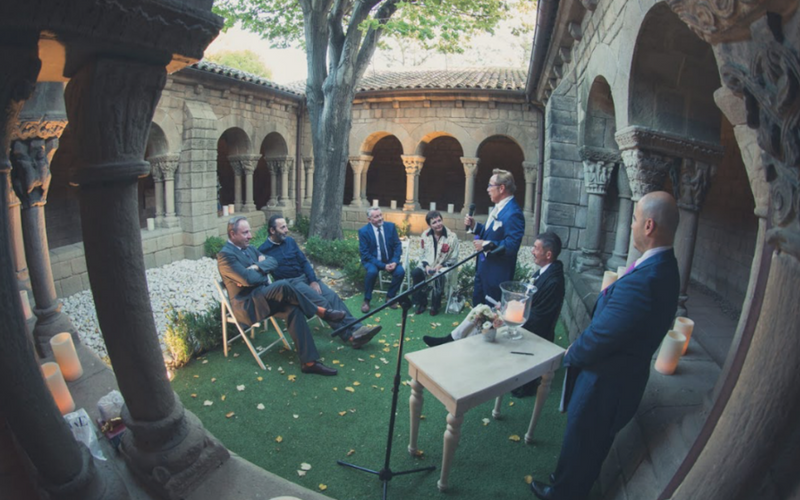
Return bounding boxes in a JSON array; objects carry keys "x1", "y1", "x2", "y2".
[{"x1": 354, "y1": 0, "x2": 399, "y2": 79}]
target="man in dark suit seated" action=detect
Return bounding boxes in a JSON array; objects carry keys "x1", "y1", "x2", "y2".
[
  {"x1": 464, "y1": 168, "x2": 525, "y2": 306},
  {"x1": 358, "y1": 207, "x2": 405, "y2": 314},
  {"x1": 258, "y1": 214, "x2": 382, "y2": 349},
  {"x1": 511, "y1": 231, "x2": 566, "y2": 397},
  {"x1": 530, "y1": 191, "x2": 680, "y2": 500},
  {"x1": 217, "y1": 216, "x2": 344, "y2": 376}
]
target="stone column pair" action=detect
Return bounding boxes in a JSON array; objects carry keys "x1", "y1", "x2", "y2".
[
  {"x1": 461, "y1": 156, "x2": 480, "y2": 212},
  {"x1": 575, "y1": 146, "x2": 619, "y2": 274},
  {"x1": 229, "y1": 154, "x2": 260, "y2": 212},
  {"x1": 401, "y1": 154, "x2": 425, "y2": 211},
  {"x1": 349, "y1": 154, "x2": 372, "y2": 206},
  {"x1": 264, "y1": 155, "x2": 294, "y2": 208},
  {"x1": 148, "y1": 153, "x2": 179, "y2": 227},
  {"x1": 522, "y1": 160, "x2": 538, "y2": 216}
]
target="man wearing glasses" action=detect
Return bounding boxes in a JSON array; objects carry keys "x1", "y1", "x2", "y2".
[{"x1": 464, "y1": 168, "x2": 525, "y2": 306}]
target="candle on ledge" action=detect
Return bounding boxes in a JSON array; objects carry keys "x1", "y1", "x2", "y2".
[
  {"x1": 601, "y1": 271, "x2": 618, "y2": 291},
  {"x1": 222, "y1": 205, "x2": 229, "y2": 216},
  {"x1": 390, "y1": 200, "x2": 397, "y2": 210},
  {"x1": 654, "y1": 330, "x2": 686, "y2": 375},
  {"x1": 50, "y1": 332, "x2": 83, "y2": 381},
  {"x1": 372, "y1": 199, "x2": 379, "y2": 208},
  {"x1": 447, "y1": 203, "x2": 454, "y2": 214},
  {"x1": 41, "y1": 362, "x2": 76, "y2": 415},
  {"x1": 673, "y1": 317, "x2": 695, "y2": 355},
  {"x1": 228, "y1": 204, "x2": 235, "y2": 214},
  {"x1": 504, "y1": 300, "x2": 525, "y2": 323},
  {"x1": 430, "y1": 202, "x2": 436, "y2": 211},
  {"x1": 146, "y1": 218, "x2": 155, "y2": 231}
]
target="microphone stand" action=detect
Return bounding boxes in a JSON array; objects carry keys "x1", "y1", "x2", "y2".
[{"x1": 332, "y1": 248, "x2": 486, "y2": 499}]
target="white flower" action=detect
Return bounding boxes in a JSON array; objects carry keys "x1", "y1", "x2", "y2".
[{"x1": 482, "y1": 321, "x2": 493, "y2": 331}]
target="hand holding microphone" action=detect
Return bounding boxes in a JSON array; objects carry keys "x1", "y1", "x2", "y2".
[{"x1": 465, "y1": 203, "x2": 476, "y2": 234}]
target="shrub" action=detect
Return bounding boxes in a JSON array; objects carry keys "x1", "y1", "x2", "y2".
[
  {"x1": 251, "y1": 225, "x2": 270, "y2": 249},
  {"x1": 452, "y1": 261, "x2": 534, "y2": 306},
  {"x1": 397, "y1": 218, "x2": 411, "y2": 239},
  {"x1": 305, "y1": 235, "x2": 364, "y2": 290},
  {"x1": 163, "y1": 304, "x2": 224, "y2": 368},
  {"x1": 204, "y1": 236, "x2": 225, "y2": 258},
  {"x1": 164, "y1": 309, "x2": 194, "y2": 368},
  {"x1": 292, "y1": 215, "x2": 311, "y2": 238}
]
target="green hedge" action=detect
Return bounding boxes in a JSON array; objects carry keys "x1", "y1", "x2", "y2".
[
  {"x1": 305, "y1": 232, "x2": 365, "y2": 289},
  {"x1": 164, "y1": 303, "x2": 223, "y2": 368}
]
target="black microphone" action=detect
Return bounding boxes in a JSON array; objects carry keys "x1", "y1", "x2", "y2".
[
  {"x1": 466, "y1": 203, "x2": 476, "y2": 233},
  {"x1": 489, "y1": 245, "x2": 506, "y2": 256}
]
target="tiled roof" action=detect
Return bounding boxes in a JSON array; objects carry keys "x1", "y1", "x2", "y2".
[
  {"x1": 355, "y1": 68, "x2": 527, "y2": 93},
  {"x1": 191, "y1": 61, "x2": 304, "y2": 97}
]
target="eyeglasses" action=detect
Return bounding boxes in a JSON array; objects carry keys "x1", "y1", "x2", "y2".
[{"x1": 487, "y1": 183, "x2": 500, "y2": 189}]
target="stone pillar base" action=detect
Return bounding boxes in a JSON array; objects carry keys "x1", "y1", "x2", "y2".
[
  {"x1": 606, "y1": 254, "x2": 628, "y2": 271},
  {"x1": 677, "y1": 294, "x2": 689, "y2": 318},
  {"x1": 121, "y1": 405, "x2": 229, "y2": 500},
  {"x1": 350, "y1": 199, "x2": 364, "y2": 207},
  {"x1": 33, "y1": 306, "x2": 78, "y2": 357},
  {"x1": 574, "y1": 251, "x2": 604, "y2": 275},
  {"x1": 162, "y1": 216, "x2": 180, "y2": 229},
  {"x1": 44, "y1": 446, "x2": 130, "y2": 500},
  {"x1": 403, "y1": 202, "x2": 419, "y2": 211},
  {"x1": 242, "y1": 204, "x2": 256, "y2": 213}
]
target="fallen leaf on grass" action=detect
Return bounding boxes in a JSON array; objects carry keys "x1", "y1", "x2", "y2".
[
  {"x1": 413, "y1": 449, "x2": 425, "y2": 457},
  {"x1": 375, "y1": 373, "x2": 381, "y2": 378},
  {"x1": 202, "y1": 360, "x2": 208, "y2": 364},
  {"x1": 347, "y1": 449, "x2": 355, "y2": 456},
  {"x1": 452, "y1": 322, "x2": 460, "y2": 327},
  {"x1": 509, "y1": 401, "x2": 515, "y2": 406},
  {"x1": 211, "y1": 378, "x2": 216, "y2": 382},
  {"x1": 300, "y1": 463, "x2": 312, "y2": 471},
  {"x1": 358, "y1": 358, "x2": 365, "y2": 362},
  {"x1": 482, "y1": 418, "x2": 490, "y2": 426},
  {"x1": 193, "y1": 375, "x2": 199, "y2": 378},
  {"x1": 221, "y1": 395, "x2": 226, "y2": 401},
  {"x1": 297, "y1": 470, "x2": 307, "y2": 477},
  {"x1": 237, "y1": 385, "x2": 245, "y2": 391},
  {"x1": 353, "y1": 381, "x2": 361, "y2": 386},
  {"x1": 509, "y1": 435, "x2": 521, "y2": 442},
  {"x1": 257, "y1": 404, "x2": 265, "y2": 410},
  {"x1": 191, "y1": 393, "x2": 197, "y2": 398},
  {"x1": 203, "y1": 400, "x2": 213, "y2": 406},
  {"x1": 380, "y1": 357, "x2": 389, "y2": 364},
  {"x1": 233, "y1": 353, "x2": 239, "y2": 358},
  {"x1": 293, "y1": 414, "x2": 299, "y2": 419},
  {"x1": 382, "y1": 347, "x2": 391, "y2": 352},
  {"x1": 332, "y1": 360, "x2": 340, "y2": 364},
  {"x1": 275, "y1": 436, "x2": 283, "y2": 443},
  {"x1": 345, "y1": 387, "x2": 355, "y2": 393},
  {"x1": 525, "y1": 475, "x2": 533, "y2": 484},
  {"x1": 319, "y1": 484, "x2": 327, "y2": 491},
  {"x1": 288, "y1": 375, "x2": 297, "y2": 382},
  {"x1": 257, "y1": 376, "x2": 263, "y2": 381},
  {"x1": 369, "y1": 354, "x2": 376, "y2": 358},
  {"x1": 226, "y1": 412, "x2": 235, "y2": 418},
  {"x1": 349, "y1": 408, "x2": 356, "y2": 413},
  {"x1": 333, "y1": 387, "x2": 338, "y2": 391},
  {"x1": 338, "y1": 411, "x2": 347, "y2": 416},
  {"x1": 374, "y1": 317, "x2": 381, "y2": 323}
]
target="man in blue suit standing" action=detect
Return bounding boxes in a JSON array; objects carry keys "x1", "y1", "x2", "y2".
[
  {"x1": 530, "y1": 191, "x2": 681, "y2": 500},
  {"x1": 464, "y1": 168, "x2": 525, "y2": 306},
  {"x1": 358, "y1": 207, "x2": 405, "y2": 313}
]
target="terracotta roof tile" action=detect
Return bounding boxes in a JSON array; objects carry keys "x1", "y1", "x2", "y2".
[
  {"x1": 355, "y1": 67, "x2": 527, "y2": 92},
  {"x1": 191, "y1": 61, "x2": 303, "y2": 97}
]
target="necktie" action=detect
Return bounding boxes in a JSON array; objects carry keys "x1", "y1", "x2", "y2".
[
  {"x1": 532, "y1": 269, "x2": 541, "y2": 281},
  {"x1": 378, "y1": 227, "x2": 389, "y2": 262}
]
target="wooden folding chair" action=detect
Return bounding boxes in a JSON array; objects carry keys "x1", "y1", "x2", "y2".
[
  {"x1": 213, "y1": 280, "x2": 291, "y2": 370},
  {"x1": 377, "y1": 239, "x2": 411, "y2": 295}
]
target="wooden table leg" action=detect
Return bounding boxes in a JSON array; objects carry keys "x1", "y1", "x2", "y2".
[
  {"x1": 408, "y1": 379, "x2": 424, "y2": 456},
  {"x1": 492, "y1": 394, "x2": 503, "y2": 419},
  {"x1": 437, "y1": 412, "x2": 464, "y2": 492},
  {"x1": 525, "y1": 370, "x2": 554, "y2": 444}
]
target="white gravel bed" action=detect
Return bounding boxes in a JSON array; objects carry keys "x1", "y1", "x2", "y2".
[{"x1": 62, "y1": 241, "x2": 535, "y2": 360}]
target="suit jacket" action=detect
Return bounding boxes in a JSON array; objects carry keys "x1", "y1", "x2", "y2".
[
  {"x1": 563, "y1": 249, "x2": 680, "y2": 423},
  {"x1": 523, "y1": 260, "x2": 565, "y2": 343},
  {"x1": 217, "y1": 241, "x2": 278, "y2": 326},
  {"x1": 359, "y1": 222, "x2": 402, "y2": 268},
  {"x1": 474, "y1": 196, "x2": 525, "y2": 291}
]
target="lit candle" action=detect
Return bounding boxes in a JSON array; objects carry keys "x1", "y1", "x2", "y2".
[
  {"x1": 601, "y1": 271, "x2": 618, "y2": 291},
  {"x1": 41, "y1": 362, "x2": 76, "y2": 415},
  {"x1": 390, "y1": 200, "x2": 397, "y2": 209},
  {"x1": 654, "y1": 330, "x2": 686, "y2": 375},
  {"x1": 222, "y1": 205, "x2": 229, "y2": 216},
  {"x1": 20, "y1": 290, "x2": 33, "y2": 320},
  {"x1": 146, "y1": 218, "x2": 155, "y2": 231},
  {"x1": 372, "y1": 199, "x2": 379, "y2": 208},
  {"x1": 228, "y1": 204, "x2": 235, "y2": 214},
  {"x1": 430, "y1": 202, "x2": 436, "y2": 211},
  {"x1": 673, "y1": 317, "x2": 695, "y2": 355},
  {"x1": 50, "y1": 332, "x2": 83, "y2": 381},
  {"x1": 504, "y1": 300, "x2": 525, "y2": 323},
  {"x1": 447, "y1": 203, "x2": 454, "y2": 213}
]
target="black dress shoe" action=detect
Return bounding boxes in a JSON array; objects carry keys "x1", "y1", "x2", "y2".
[
  {"x1": 429, "y1": 306, "x2": 439, "y2": 316},
  {"x1": 301, "y1": 361, "x2": 338, "y2": 376},
  {"x1": 414, "y1": 304, "x2": 426, "y2": 315},
  {"x1": 423, "y1": 334, "x2": 454, "y2": 347},
  {"x1": 531, "y1": 480, "x2": 554, "y2": 500},
  {"x1": 322, "y1": 309, "x2": 346, "y2": 322},
  {"x1": 349, "y1": 325, "x2": 382, "y2": 349}
]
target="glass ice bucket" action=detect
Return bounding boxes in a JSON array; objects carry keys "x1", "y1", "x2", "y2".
[{"x1": 499, "y1": 281, "x2": 534, "y2": 340}]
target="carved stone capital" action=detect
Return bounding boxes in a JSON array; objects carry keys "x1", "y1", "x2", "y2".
[
  {"x1": 670, "y1": 158, "x2": 716, "y2": 211},
  {"x1": 582, "y1": 159, "x2": 615, "y2": 196},
  {"x1": 349, "y1": 154, "x2": 373, "y2": 174},
  {"x1": 1, "y1": 45, "x2": 41, "y2": 175},
  {"x1": 666, "y1": 0, "x2": 797, "y2": 45},
  {"x1": 149, "y1": 154, "x2": 179, "y2": 182},
  {"x1": 401, "y1": 155, "x2": 425, "y2": 175},
  {"x1": 620, "y1": 148, "x2": 676, "y2": 201},
  {"x1": 63, "y1": 58, "x2": 166, "y2": 186},
  {"x1": 460, "y1": 156, "x2": 480, "y2": 177},
  {"x1": 302, "y1": 156, "x2": 314, "y2": 173},
  {"x1": 13, "y1": 119, "x2": 67, "y2": 142},
  {"x1": 720, "y1": 14, "x2": 800, "y2": 258},
  {"x1": 579, "y1": 145, "x2": 622, "y2": 165},
  {"x1": 522, "y1": 160, "x2": 538, "y2": 182},
  {"x1": 10, "y1": 137, "x2": 57, "y2": 208},
  {"x1": 615, "y1": 125, "x2": 724, "y2": 165},
  {"x1": 265, "y1": 155, "x2": 290, "y2": 174},
  {"x1": 229, "y1": 154, "x2": 260, "y2": 175}
]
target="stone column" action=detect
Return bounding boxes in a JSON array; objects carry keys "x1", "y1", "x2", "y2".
[
  {"x1": 671, "y1": 158, "x2": 717, "y2": 316},
  {"x1": 148, "y1": 157, "x2": 165, "y2": 226},
  {"x1": 265, "y1": 156, "x2": 281, "y2": 207},
  {"x1": 401, "y1": 155, "x2": 424, "y2": 211},
  {"x1": 278, "y1": 155, "x2": 291, "y2": 207},
  {"x1": 0, "y1": 41, "x2": 126, "y2": 500},
  {"x1": 360, "y1": 160, "x2": 370, "y2": 205},
  {"x1": 349, "y1": 154, "x2": 372, "y2": 207},
  {"x1": 575, "y1": 147, "x2": 616, "y2": 274},
  {"x1": 460, "y1": 157, "x2": 480, "y2": 212},
  {"x1": 298, "y1": 157, "x2": 306, "y2": 208},
  {"x1": 7, "y1": 175, "x2": 30, "y2": 296},
  {"x1": 303, "y1": 156, "x2": 313, "y2": 207},
  {"x1": 62, "y1": 57, "x2": 228, "y2": 498},
  {"x1": 522, "y1": 160, "x2": 537, "y2": 215},
  {"x1": 287, "y1": 157, "x2": 296, "y2": 206},
  {"x1": 159, "y1": 154, "x2": 180, "y2": 226},
  {"x1": 229, "y1": 154, "x2": 259, "y2": 212},
  {"x1": 607, "y1": 164, "x2": 633, "y2": 270},
  {"x1": 230, "y1": 155, "x2": 244, "y2": 212}
]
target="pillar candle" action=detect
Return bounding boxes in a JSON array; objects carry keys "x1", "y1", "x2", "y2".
[
  {"x1": 41, "y1": 362, "x2": 76, "y2": 415},
  {"x1": 390, "y1": 200, "x2": 397, "y2": 210},
  {"x1": 146, "y1": 218, "x2": 155, "y2": 231},
  {"x1": 228, "y1": 204, "x2": 235, "y2": 214},
  {"x1": 673, "y1": 317, "x2": 695, "y2": 355},
  {"x1": 430, "y1": 202, "x2": 436, "y2": 211},
  {"x1": 372, "y1": 199, "x2": 379, "y2": 208},
  {"x1": 447, "y1": 203, "x2": 454, "y2": 214},
  {"x1": 617, "y1": 266, "x2": 628, "y2": 278},
  {"x1": 222, "y1": 205, "x2": 229, "y2": 216},
  {"x1": 20, "y1": 290, "x2": 33, "y2": 320},
  {"x1": 601, "y1": 271, "x2": 618, "y2": 291},
  {"x1": 654, "y1": 330, "x2": 686, "y2": 375},
  {"x1": 50, "y1": 332, "x2": 83, "y2": 381},
  {"x1": 504, "y1": 300, "x2": 525, "y2": 324}
]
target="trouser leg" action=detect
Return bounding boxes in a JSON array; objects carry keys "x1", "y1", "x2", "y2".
[
  {"x1": 282, "y1": 306, "x2": 320, "y2": 364},
  {"x1": 363, "y1": 263, "x2": 379, "y2": 301},
  {"x1": 411, "y1": 267, "x2": 427, "y2": 306},
  {"x1": 387, "y1": 264, "x2": 405, "y2": 298}
]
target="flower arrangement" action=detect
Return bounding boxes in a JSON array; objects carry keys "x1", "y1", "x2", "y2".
[{"x1": 466, "y1": 304, "x2": 498, "y2": 326}]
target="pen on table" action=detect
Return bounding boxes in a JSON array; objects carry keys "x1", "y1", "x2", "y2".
[{"x1": 510, "y1": 351, "x2": 534, "y2": 356}]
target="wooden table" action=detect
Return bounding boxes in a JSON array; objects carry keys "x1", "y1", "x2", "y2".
[{"x1": 405, "y1": 328, "x2": 565, "y2": 491}]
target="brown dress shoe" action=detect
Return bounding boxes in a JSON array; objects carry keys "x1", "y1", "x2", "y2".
[
  {"x1": 387, "y1": 298, "x2": 399, "y2": 309},
  {"x1": 322, "y1": 309, "x2": 346, "y2": 322},
  {"x1": 361, "y1": 301, "x2": 370, "y2": 313},
  {"x1": 301, "y1": 361, "x2": 337, "y2": 376},
  {"x1": 349, "y1": 325, "x2": 382, "y2": 349}
]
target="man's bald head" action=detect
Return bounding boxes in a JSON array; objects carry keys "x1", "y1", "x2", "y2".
[{"x1": 632, "y1": 191, "x2": 679, "y2": 251}]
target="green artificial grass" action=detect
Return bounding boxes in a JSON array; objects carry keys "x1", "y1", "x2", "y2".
[{"x1": 171, "y1": 297, "x2": 570, "y2": 500}]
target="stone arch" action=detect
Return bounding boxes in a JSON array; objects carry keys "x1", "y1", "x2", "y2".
[
  {"x1": 475, "y1": 135, "x2": 526, "y2": 215},
  {"x1": 215, "y1": 115, "x2": 254, "y2": 155},
  {"x1": 418, "y1": 136, "x2": 465, "y2": 211},
  {"x1": 467, "y1": 123, "x2": 533, "y2": 161},
  {"x1": 217, "y1": 127, "x2": 251, "y2": 208},
  {"x1": 350, "y1": 121, "x2": 413, "y2": 156},
  {"x1": 151, "y1": 108, "x2": 181, "y2": 155},
  {"x1": 583, "y1": 76, "x2": 618, "y2": 150},
  {"x1": 255, "y1": 132, "x2": 289, "y2": 209},
  {"x1": 408, "y1": 120, "x2": 475, "y2": 158},
  {"x1": 257, "y1": 122, "x2": 294, "y2": 155},
  {"x1": 366, "y1": 135, "x2": 405, "y2": 207}
]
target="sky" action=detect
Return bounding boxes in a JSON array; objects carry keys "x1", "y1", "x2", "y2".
[{"x1": 205, "y1": 13, "x2": 535, "y2": 84}]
